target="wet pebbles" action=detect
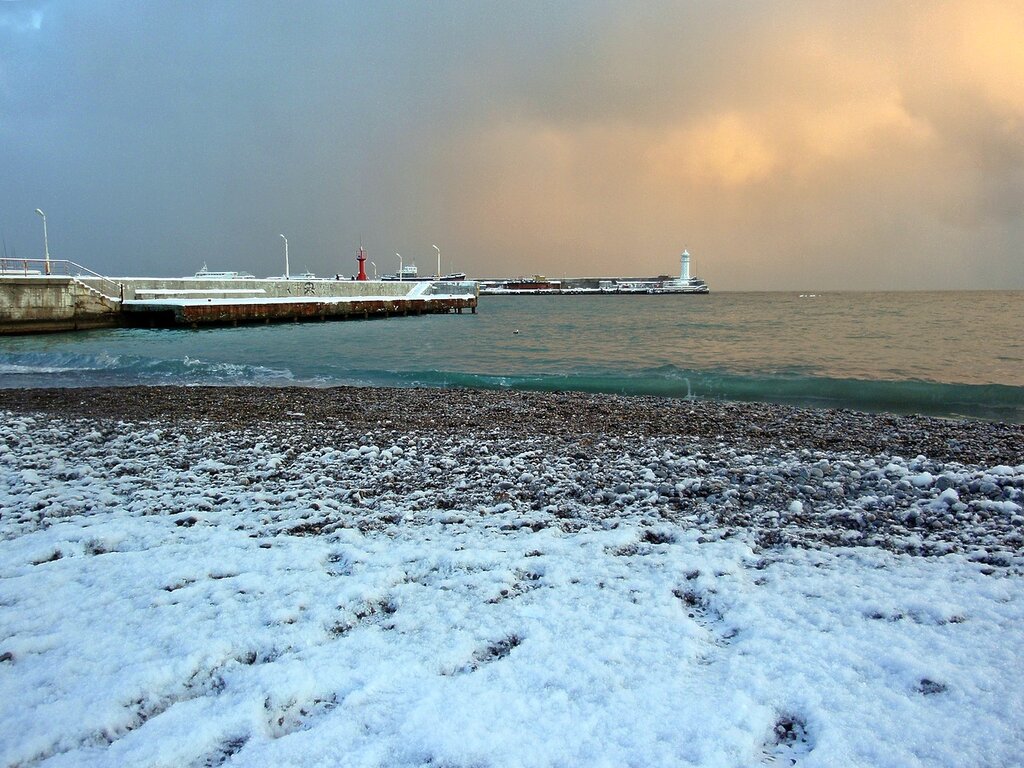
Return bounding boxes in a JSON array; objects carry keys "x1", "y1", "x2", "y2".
[{"x1": 2, "y1": 386, "x2": 1022, "y2": 568}]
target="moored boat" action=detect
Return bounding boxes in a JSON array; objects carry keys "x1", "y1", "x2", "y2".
[
  {"x1": 382, "y1": 264, "x2": 468, "y2": 282},
  {"x1": 189, "y1": 264, "x2": 256, "y2": 279}
]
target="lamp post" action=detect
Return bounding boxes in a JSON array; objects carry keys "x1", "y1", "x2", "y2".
[
  {"x1": 279, "y1": 234, "x2": 289, "y2": 279},
  {"x1": 396, "y1": 253, "x2": 402, "y2": 280},
  {"x1": 433, "y1": 244, "x2": 440, "y2": 279},
  {"x1": 369, "y1": 260, "x2": 377, "y2": 279},
  {"x1": 35, "y1": 208, "x2": 50, "y2": 275}
]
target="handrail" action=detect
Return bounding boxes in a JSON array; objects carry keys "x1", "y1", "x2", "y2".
[
  {"x1": 0, "y1": 258, "x2": 123, "y2": 302},
  {"x1": 67, "y1": 261, "x2": 123, "y2": 301},
  {"x1": 0, "y1": 258, "x2": 43, "y2": 276}
]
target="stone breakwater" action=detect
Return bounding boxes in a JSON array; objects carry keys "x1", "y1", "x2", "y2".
[{"x1": 1, "y1": 387, "x2": 1021, "y2": 569}]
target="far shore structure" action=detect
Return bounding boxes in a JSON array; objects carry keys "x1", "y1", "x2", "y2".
[
  {"x1": 1, "y1": 248, "x2": 712, "y2": 333},
  {"x1": 479, "y1": 250, "x2": 710, "y2": 295}
]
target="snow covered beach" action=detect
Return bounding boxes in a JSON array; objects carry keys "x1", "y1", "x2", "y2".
[{"x1": 1, "y1": 387, "x2": 1023, "y2": 767}]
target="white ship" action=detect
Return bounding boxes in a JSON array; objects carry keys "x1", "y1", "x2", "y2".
[
  {"x1": 189, "y1": 264, "x2": 256, "y2": 279},
  {"x1": 386, "y1": 264, "x2": 421, "y2": 280}
]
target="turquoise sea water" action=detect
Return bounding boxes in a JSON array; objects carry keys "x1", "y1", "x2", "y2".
[{"x1": 1, "y1": 292, "x2": 1022, "y2": 422}]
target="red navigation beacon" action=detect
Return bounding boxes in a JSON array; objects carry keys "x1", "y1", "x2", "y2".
[{"x1": 356, "y1": 246, "x2": 368, "y2": 280}]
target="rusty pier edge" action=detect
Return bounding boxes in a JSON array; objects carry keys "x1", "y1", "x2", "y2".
[{"x1": 121, "y1": 296, "x2": 477, "y2": 329}]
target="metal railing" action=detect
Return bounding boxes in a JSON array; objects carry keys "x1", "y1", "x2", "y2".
[{"x1": 0, "y1": 258, "x2": 123, "y2": 301}]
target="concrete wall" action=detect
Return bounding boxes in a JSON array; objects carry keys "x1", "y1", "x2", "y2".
[
  {"x1": 1, "y1": 275, "x2": 478, "y2": 334},
  {"x1": 123, "y1": 294, "x2": 477, "y2": 328},
  {"x1": 92, "y1": 277, "x2": 476, "y2": 301},
  {"x1": 0, "y1": 277, "x2": 120, "y2": 334}
]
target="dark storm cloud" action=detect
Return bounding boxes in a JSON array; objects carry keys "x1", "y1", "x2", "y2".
[{"x1": 1, "y1": 1, "x2": 1022, "y2": 288}]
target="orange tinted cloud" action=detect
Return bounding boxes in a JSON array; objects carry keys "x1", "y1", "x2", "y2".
[
  {"x1": 918, "y1": 0, "x2": 1024, "y2": 115},
  {"x1": 647, "y1": 114, "x2": 777, "y2": 188},
  {"x1": 436, "y1": 1, "x2": 1023, "y2": 288},
  {"x1": 3, "y1": 2, "x2": 1019, "y2": 288}
]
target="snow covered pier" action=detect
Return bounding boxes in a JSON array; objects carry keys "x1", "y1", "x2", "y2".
[
  {"x1": 0, "y1": 261, "x2": 478, "y2": 333},
  {"x1": 120, "y1": 285, "x2": 478, "y2": 329}
]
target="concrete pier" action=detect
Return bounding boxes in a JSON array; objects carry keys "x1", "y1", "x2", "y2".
[
  {"x1": 0, "y1": 275, "x2": 122, "y2": 334},
  {"x1": 1, "y1": 261, "x2": 478, "y2": 334}
]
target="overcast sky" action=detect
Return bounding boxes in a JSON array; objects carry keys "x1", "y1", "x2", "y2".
[{"x1": 2, "y1": 1, "x2": 1022, "y2": 289}]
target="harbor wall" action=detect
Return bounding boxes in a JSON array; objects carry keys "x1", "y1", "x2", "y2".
[
  {"x1": 1, "y1": 275, "x2": 478, "y2": 334},
  {"x1": 0, "y1": 277, "x2": 121, "y2": 334},
  {"x1": 123, "y1": 294, "x2": 476, "y2": 328},
  {"x1": 96, "y1": 277, "x2": 452, "y2": 301}
]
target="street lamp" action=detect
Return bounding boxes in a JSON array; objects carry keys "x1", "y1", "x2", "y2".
[
  {"x1": 35, "y1": 208, "x2": 50, "y2": 275},
  {"x1": 433, "y1": 244, "x2": 440, "y2": 279},
  {"x1": 369, "y1": 260, "x2": 377, "y2": 279},
  {"x1": 396, "y1": 253, "x2": 402, "y2": 280},
  {"x1": 279, "y1": 234, "x2": 289, "y2": 279}
]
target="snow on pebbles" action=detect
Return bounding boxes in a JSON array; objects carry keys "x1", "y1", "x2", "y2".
[{"x1": 1, "y1": 402, "x2": 1023, "y2": 768}]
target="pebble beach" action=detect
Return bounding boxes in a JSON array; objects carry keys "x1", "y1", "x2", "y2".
[
  {"x1": 2, "y1": 386, "x2": 1023, "y2": 766},
  {"x1": 3, "y1": 386, "x2": 1022, "y2": 563}
]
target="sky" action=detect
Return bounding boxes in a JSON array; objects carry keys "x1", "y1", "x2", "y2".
[{"x1": 1, "y1": 1, "x2": 1022, "y2": 290}]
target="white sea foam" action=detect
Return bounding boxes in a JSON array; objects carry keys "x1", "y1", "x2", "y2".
[
  {"x1": 0, "y1": 364, "x2": 80, "y2": 375},
  {"x1": 0, "y1": 351, "x2": 302, "y2": 388}
]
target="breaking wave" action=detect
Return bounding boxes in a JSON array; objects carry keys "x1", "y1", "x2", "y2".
[
  {"x1": 0, "y1": 351, "x2": 302, "y2": 388},
  {"x1": 381, "y1": 366, "x2": 1024, "y2": 423},
  {"x1": 2, "y1": 355, "x2": 1021, "y2": 423}
]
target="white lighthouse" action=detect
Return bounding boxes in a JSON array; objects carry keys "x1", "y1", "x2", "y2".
[
  {"x1": 680, "y1": 250, "x2": 691, "y2": 281},
  {"x1": 655, "y1": 248, "x2": 709, "y2": 292}
]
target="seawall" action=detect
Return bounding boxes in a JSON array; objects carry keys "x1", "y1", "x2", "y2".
[
  {"x1": 1, "y1": 274, "x2": 478, "y2": 334},
  {"x1": 0, "y1": 276, "x2": 122, "y2": 333}
]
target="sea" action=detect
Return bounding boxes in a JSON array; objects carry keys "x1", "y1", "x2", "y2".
[{"x1": 1, "y1": 291, "x2": 1022, "y2": 423}]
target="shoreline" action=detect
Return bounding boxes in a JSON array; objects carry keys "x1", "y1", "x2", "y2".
[
  {"x1": 2, "y1": 385, "x2": 1022, "y2": 565},
  {"x1": 1, "y1": 385, "x2": 1021, "y2": 466}
]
